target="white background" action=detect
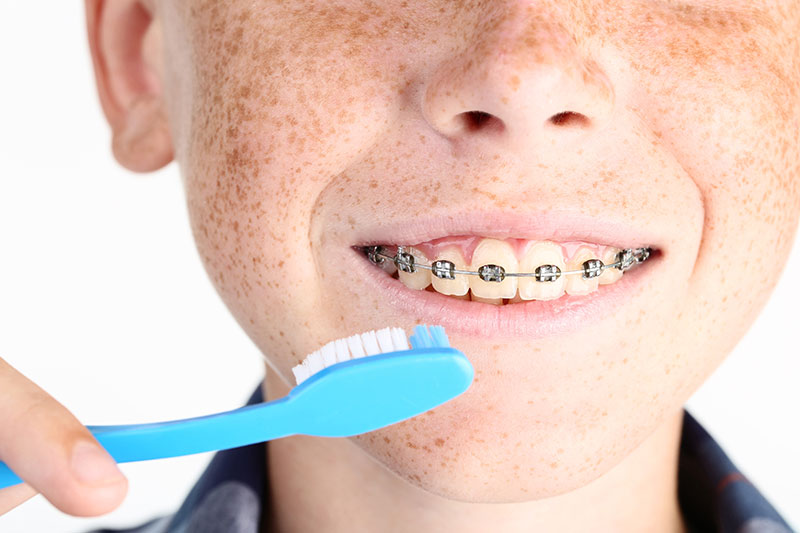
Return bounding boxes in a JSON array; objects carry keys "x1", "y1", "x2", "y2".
[{"x1": 1, "y1": 3, "x2": 798, "y2": 532}]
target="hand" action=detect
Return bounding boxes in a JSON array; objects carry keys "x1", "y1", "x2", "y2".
[{"x1": 0, "y1": 357, "x2": 128, "y2": 516}]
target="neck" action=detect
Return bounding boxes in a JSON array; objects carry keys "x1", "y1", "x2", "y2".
[{"x1": 261, "y1": 372, "x2": 687, "y2": 533}]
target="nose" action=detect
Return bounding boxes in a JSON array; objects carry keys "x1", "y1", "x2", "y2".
[{"x1": 421, "y1": 3, "x2": 615, "y2": 153}]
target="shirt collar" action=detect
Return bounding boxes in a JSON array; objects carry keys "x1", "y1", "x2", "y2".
[{"x1": 138, "y1": 385, "x2": 792, "y2": 533}]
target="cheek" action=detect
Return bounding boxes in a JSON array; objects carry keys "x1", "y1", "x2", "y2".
[
  {"x1": 177, "y1": 1, "x2": 410, "y2": 375},
  {"x1": 611, "y1": 5, "x2": 800, "y2": 388},
  {"x1": 679, "y1": 67, "x2": 800, "y2": 369},
  {"x1": 181, "y1": 114, "x2": 335, "y2": 373}
]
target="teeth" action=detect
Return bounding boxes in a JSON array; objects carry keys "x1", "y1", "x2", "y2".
[
  {"x1": 471, "y1": 294, "x2": 504, "y2": 305},
  {"x1": 564, "y1": 245, "x2": 601, "y2": 296},
  {"x1": 430, "y1": 246, "x2": 470, "y2": 296},
  {"x1": 469, "y1": 239, "x2": 518, "y2": 299},
  {"x1": 397, "y1": 246, "x2": 431, "y2": 290},
  {"x1": 379, "y1": 257, "x2": 398, "y2": 276},
  {"x1": 377, "y1": 238, "x2": 639, "y2": 304},
  {"x1": 598, "y1": 246, "x2": 623, "y2": 285},
  {"x1": 518, "y1": 241, "x2": 567, "y2": 301}
]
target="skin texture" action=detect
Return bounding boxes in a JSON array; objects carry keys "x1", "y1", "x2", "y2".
[{"x1": 87, "y1": 0, "x2": 800, "y2": 531}]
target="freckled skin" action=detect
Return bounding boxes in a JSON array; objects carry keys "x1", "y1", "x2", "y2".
[{"x1": 137, "y1": 0, "x2": 800, "y2": 531}]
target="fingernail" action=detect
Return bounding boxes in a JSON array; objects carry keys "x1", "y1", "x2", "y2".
[{"x1": 71, "y1": 441, "x2": 124, "y2": 486}]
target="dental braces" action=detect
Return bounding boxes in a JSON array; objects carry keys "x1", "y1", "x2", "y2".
[{"x1": 361, "y1": 245, "x2": 653, "y2": 282}]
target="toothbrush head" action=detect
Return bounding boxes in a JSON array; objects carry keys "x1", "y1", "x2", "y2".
[{"x1": 288, "y1": 325, "x2": 473, "y2": 437}]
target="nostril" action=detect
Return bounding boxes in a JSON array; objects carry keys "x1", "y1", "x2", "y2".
[
  {"x1": 461, "y1": 110, "x2": 504, "y2": 133},
  {"x1": 548, "y1": 111, "x2": 590, "y2": 127},
  {"x1": 466, "y1": 111, "x2": 491, "y2": 127}
]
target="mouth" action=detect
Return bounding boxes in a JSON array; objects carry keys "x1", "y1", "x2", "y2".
[{"x1": 347, "y1": 211, "x2": 665, "y2": 340}]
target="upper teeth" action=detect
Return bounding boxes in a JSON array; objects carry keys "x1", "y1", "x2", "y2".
[
  {"x1": 519, "y1": 240, "x2": 566, "y2": 300},
  {"x1": 469, "y1": 239, "x2": 517, "y2": 299},
  {"x1": 396, "y1": 246, "x2": 432, "y2": 290},
  {"x1": 431, "y1": 246, "x2": 469, "y2": 296},
  {"x1": 362, "y1": 240, "x2": 652, "y2": 302}
]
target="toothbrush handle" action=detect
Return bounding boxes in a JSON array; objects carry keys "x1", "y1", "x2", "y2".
[{"x1": 0, "y1": 396, "x2": 297, "y2": 489}]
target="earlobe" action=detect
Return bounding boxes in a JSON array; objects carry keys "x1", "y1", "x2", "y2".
[
  {"x1": 111, "y1": 94, "x2": 174, "y2": 173},
  {"x1": 85, "y1": 0, "x2": 174, "y2": 173}
]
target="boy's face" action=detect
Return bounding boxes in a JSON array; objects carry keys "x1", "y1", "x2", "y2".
[{"x1": 152, "y1": 0, "x2": 799, "y2": 501}]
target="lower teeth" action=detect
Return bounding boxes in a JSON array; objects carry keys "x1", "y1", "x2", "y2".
[{"x1": 415, "y1": 272, "x2": 589, "y2": 304}]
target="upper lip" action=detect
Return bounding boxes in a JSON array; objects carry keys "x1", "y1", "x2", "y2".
[{"x1": 350, "y1": 209, "x2": 664, "y2": 251}]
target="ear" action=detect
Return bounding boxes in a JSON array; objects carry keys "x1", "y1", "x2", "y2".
[{"x1": 85, "y1": 0, "x2": 173, "y2": 173}]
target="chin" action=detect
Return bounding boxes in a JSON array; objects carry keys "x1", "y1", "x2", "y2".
[{"x1": 349, "y1": 393, "x2": 637, "y2": 504}]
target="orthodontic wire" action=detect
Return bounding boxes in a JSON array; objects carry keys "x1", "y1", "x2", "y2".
[{"x1": 362, "y1": 245, "x2": 653, "y2": 281}]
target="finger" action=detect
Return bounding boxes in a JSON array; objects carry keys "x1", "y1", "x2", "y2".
[{"x1": 0, "y1": 357, "x2": 128, "y2": 517}]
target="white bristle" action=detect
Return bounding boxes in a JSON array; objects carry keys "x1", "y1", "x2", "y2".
[
  {"x1": 334, "y1": 338, "x2": 351, "y2": 363},
  {"x1": 375, "y1": 327, "x2": 394, "y2": 352},
  {"x1": 291, "y1": 326, "x2": 418, "y2": 386},
  {"x1": 291, "y1": 365, "x2": 306, "y2": 385},
  {"x1": 320, "y1": 343, "x2": 338, "y2": 367},
  {"x1": 360, "y1": 330, "x2": 381, "y2": 355},
  {"x1": 346, "y1": 334, "x2": 366, "y2": 358},
  {"x1": 307, "y1": 351, "x2": 325, "y2": 374},
  {"x1": 390, "y1": 327, "x2": 409, "y2": 350}
]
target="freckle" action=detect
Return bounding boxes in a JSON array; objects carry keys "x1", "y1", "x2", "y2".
[
  {"x1": 383, "y1": 436, "x2": 390, "y2": 443},
  {"x1": 434, "y1": 438, "x2": 445, "y2": 447}
]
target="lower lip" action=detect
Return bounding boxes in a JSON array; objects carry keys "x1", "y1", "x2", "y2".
[{"x1": 350, "y1": 248, "x2": 661, "y2": 340}]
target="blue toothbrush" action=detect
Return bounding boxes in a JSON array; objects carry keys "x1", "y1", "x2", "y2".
[{"x1": 0, "y1": 324, "x2": 473, "y2": 489}]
